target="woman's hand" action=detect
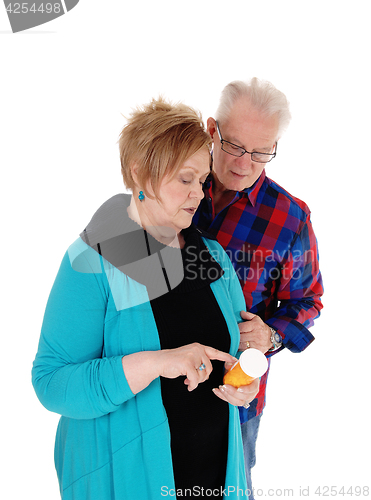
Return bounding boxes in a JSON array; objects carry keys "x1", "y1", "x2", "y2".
[
  {"x1": 158, "y1": 343, "x2": 237, "y2": 392},
  {"x1": 212, "y1": 377, "x2": 260, "y2": 408},
  {"x1": 122, "y1": 343, "x2": 237, "y2": 394}
]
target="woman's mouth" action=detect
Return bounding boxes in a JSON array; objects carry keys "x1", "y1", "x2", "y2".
[{"x1": 183, "y1": 207, "x2": 196, "y2": 215}]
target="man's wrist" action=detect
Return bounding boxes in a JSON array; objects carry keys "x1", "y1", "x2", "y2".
[{"x1": 268, "y1": 327, "x2": 282, "y2": 352}]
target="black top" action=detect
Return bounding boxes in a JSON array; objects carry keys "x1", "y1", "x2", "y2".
[{"x1": 150, "y1": 224, "x2": 231, "y2": 498}]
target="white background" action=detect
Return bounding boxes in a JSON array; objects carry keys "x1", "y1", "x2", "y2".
[{"x1": 1, "y1": 1, "x2": 370, "y2": 498}]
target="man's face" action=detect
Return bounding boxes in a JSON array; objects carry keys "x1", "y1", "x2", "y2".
[{"x1": 208, "y1": 98, "x2": 279, "y2": 192}]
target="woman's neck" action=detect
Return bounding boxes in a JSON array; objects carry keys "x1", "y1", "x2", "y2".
[{"x1": 127, "y1": 195, "x2": 185, "y2": 249}]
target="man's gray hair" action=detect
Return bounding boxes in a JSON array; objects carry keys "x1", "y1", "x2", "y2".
[{"x1": 215, "y1": 77, "x2": 292, "y2": 139}]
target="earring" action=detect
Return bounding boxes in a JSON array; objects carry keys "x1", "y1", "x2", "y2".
[{"x1": 138, "y1": 190, "x2": 145, "y2": 202}]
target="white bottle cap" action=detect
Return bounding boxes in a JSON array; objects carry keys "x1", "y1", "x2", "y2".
[{"x1": 239, "y1": 348, "x2": 268, "y2": 378}]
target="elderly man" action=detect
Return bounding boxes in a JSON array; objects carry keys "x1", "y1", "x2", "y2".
[{"x1": 194, "y1": 78, "x2": 323, "y2": 499}]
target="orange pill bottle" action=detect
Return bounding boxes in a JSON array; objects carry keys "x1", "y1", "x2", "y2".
[{"x1": 223, "y1": 348, "x2": 268, "y2": 388}]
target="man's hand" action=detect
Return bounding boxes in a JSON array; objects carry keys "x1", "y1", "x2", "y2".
[{"x1": 238, "y1": 310, "x2": 272, "y2": 354}]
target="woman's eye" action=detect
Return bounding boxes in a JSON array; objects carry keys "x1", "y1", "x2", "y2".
[{"x1": 180, "y1": 178, "x2": 192, "y2": 185}]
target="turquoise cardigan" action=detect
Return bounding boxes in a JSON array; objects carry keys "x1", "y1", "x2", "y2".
[{"x1": 32, "y1": 236, "x2": 248, "y2": 499}]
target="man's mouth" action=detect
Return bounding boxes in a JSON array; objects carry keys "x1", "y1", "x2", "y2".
[{"x1": 230, "y1": 171, "x2": 247, "y2": 179}]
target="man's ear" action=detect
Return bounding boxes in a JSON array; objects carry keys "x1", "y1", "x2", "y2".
[{"x1": 207, "y1": 117, "x2": 217, "y2": 139}]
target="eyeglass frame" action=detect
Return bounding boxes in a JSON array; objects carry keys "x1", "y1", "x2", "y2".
[{"x1": 215, "y1": 121, "x2": 277, "y2": 163}]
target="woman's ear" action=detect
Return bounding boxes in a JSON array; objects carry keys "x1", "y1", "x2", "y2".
[{"x1": 130, "y1": 163, "x2": 140, "y2": 187}]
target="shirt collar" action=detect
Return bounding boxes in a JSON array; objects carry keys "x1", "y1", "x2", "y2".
[
  {"x1": 242, "y1": 169, "x2": 266, "y2": 207},
  {"x1": 205, "y1": 169, "x2": 266, "y2": 208}
]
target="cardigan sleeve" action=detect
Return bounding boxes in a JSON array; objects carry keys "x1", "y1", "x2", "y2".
[
  {"x1": 32, "y1": 241, "x2": 135, "y2": 420},
  {"x1": 203, "y1": 238, "x2": 246, "y2": 360},
  {"x1": 203, "y1": 238, "x2": 246, "y2": 323}
]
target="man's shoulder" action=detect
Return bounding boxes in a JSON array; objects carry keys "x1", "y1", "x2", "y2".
[{"x1": 263, "y1": 176, "x2": 311, "y2": 219}]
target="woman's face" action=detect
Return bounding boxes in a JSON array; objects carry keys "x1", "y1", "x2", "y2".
[{"x1": 140, "y1": 147, "x2": 210, "y2": 236}]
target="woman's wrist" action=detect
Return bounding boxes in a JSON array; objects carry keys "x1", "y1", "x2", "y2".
[{"x1": 121, "y1": 351, "x2": 163, "y2": 395}]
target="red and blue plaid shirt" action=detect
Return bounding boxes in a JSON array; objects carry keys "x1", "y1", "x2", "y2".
[{"x1": 193, "y1": 170, "x2": 324, "y2": 423}]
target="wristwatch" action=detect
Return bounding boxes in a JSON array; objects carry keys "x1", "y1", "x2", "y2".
[{"x1": 268, "y1": 327, "x2": 282, "y2": 352}]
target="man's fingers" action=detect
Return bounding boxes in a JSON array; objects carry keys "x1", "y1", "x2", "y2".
[
  {"x1": 239, "y1": 323, "x2": 253, "y2": 334},
  {"x1": 239, "y1": 311, "x2": 257, "y2": 334},
  {"x1": 240, "y1": 310, "x2": 256, "y2": 321}
]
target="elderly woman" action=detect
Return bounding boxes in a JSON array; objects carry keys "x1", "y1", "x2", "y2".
[{"x1": 32, "y1": 98, "x2": 259, "y2": 499}]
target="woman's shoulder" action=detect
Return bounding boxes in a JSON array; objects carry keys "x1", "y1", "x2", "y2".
[{"x1": 67, "y1": 237, "x2": 104, "y2": 274}]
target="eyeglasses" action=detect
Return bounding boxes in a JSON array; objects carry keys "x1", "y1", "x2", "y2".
[{"x1": 215, "y1": 121, "x2": 277, "y2": 163}]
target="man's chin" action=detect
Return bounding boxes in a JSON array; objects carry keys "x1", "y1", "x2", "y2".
[
  {"x1": 213, "y1": 170, "x2": 254, "y2": 192},
  {"x1": 223, "y1": 175, "x2": 252, "y2": 192}
]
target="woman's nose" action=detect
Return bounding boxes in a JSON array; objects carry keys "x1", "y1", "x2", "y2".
[{"x1": 190, "y1": 182, "x2": 204, "y2": 200}]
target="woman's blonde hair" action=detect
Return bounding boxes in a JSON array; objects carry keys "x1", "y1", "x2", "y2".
[{"x1": 119, "y1": 97, "x2": 212, "y2": 198}]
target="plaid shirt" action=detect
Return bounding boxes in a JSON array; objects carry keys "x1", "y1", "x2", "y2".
[{"x1": 193, "y1": 170, "x2": 324, "y2": 423}]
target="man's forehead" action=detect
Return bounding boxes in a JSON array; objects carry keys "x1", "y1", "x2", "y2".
[{"x1": 223, "y1": 101, "x2": 279, "y2": 144}]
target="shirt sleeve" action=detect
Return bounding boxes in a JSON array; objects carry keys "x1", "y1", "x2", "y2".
[
  {"x1": 265, "y1": 213, "x2": 324, "y2": 355},
  {"x1": 31, "y1": 245, "x2": 135, "y2": 420}
]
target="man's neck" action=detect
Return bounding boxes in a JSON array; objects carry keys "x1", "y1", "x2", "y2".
[{"x1": 211, "y1": 174, "x2": 238, "y2": 215}]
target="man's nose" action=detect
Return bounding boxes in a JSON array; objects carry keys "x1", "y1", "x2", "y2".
[{"x1": 236, "y1": 152, "x2": 254, "y2": 169}]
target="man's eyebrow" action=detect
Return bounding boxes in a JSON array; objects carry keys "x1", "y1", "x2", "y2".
[
  {"x1": 227, "y1": 138, "x2": 274, "y2": 153},
  {"x1": 255, "y1": 146, "x2": 275, "y2": 153},
  {"x1": 226, "y1": 135, "x2": 244, "y2": 147}
]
